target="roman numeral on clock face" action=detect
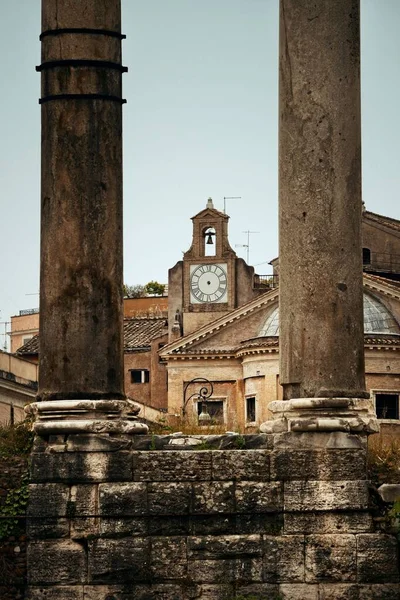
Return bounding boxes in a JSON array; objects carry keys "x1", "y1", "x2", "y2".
[{"x1": 190, "y1": 264, "x2": 227, "y2": 303}]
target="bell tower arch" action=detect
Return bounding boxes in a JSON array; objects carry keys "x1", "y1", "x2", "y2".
[{"x1": 168, "y1": 198, "x2": 257, "y2": 339}]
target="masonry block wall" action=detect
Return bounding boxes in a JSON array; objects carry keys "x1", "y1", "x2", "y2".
[{"x1": 26, "y1": 433, "x2": 399, "y2": 599}]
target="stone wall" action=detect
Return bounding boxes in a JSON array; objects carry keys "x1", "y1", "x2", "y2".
[{"x1": 26, "y1": 433, "x2": 399, "y2": 599}]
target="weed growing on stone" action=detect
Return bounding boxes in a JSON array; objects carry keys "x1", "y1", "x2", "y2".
[
  {"x1": 368, "y1": 432, "x2": 400, "y2": 486},
  {"x1": 0, "y1": 473, "x2": 29, "y2": 540},
  {"x1": 0, "y1": 421, "x2": 34, "y2": 458}
]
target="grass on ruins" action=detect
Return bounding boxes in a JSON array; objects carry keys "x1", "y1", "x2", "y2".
[
  {"x1": 0, "y1": 421, "x2": 34, "y2": 458},
  {"x1": 368, "y1": 432, "x2": 400, "y2": 486}
]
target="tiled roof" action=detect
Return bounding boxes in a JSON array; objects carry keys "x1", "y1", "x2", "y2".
[
  {"x1": 364, "y1": 334, "x2": 400, "y2": 347},
  {"x1": 124, "y1": 317, "x2": 168, "y2": 351},
  {"x1": 363, "y1": 273, "x2": 400, "y2": 291},
  {"x1": 364, "y1": 210, "x2": 400, "y2": 233},
  {"x1": 16, "y1": 335, "x2": 39, "y2": 355},
  {"x1": 16, "y1": 317, "x2": 168, "y2": 356}
]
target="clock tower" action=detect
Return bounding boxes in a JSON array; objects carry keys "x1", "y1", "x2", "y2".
[{"x1": 168, "y1": 198, "x2": 256, "y2": 339}]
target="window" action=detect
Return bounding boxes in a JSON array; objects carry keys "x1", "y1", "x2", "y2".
[
  {"x1": 362, "y1": 248, "x2": 371, "y2": 265},
  {"x1": 246, "y1": 396, "x2": 256, "y2": 422},
  {"x1": 197, "y1": 400, "x2": 224, "y2": 423},
  {"x1": 375, "y1": 393, "x2": 399, "y2": 420},
  {"x1": 130, "y1": 369, "x2": 150, "y2": 384},
  {"x1": 22, "y1": 335, "x2": 33, "y2": 345}
]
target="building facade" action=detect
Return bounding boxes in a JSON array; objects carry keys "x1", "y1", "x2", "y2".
[{"x1": 161, "y1": 203, "x2": 400, "y2": 431}]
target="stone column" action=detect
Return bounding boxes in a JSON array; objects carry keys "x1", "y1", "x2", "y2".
[
  {"x1": 262, "y1": 0, "x2": 377, "y2": 434},
  {"x1": 26, "y1": 0, "x2": 146, "y2": 435}
]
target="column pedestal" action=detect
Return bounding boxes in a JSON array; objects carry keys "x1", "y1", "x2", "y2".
[
  {"x1": 26, "y1": 399, "x2": 148, "y2": 435},
  {"x1": 260, "y1": 397, "x2": 379, "y2": 434}
]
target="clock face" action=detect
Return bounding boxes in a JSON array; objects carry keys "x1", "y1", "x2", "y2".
[{"x1": 190, "y1": 263, "x2": 228, "y2": 303}]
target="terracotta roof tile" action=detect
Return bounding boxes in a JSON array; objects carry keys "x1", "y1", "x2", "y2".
[
  {"x1": 16, "y1": 335, "x2": 39, "y2": 355},
  {"x1": 364, "y1": 210, "x2": 400, "y2": 233},
  {"x1": 124, "y1": 317, "x2": 168, "y2": 351},
  {"x1": 16, "y1": 317, "x2": 168, "y2": 356}
]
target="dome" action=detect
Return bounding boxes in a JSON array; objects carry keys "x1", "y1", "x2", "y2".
[{"x1": 258, "y1": 293, "x2": 400, "y2": 337}]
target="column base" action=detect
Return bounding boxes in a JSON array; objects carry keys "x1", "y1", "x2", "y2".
[
  {"x1": 25, "y1": 399, "x2": 149, "y2": 435},
  {"x1": 260, "y1": 397, "x2": 379, "y2": 434}
]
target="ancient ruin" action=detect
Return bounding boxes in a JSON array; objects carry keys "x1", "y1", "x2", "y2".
[{"x1": 25, "y1": 1, "x2": 399, "y2": 599}]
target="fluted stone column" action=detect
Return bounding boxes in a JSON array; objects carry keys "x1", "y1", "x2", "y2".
[
  {"x1": 27, "y1": 0, "x2": 146, "y2": 435},
  {"x1": 262, "y1": 0, "x2": 377, "y2": 435}
]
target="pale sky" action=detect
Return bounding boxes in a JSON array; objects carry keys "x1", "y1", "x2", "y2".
[{"x1": 0, "y1": 1, "x2": 399, "y2": 350}]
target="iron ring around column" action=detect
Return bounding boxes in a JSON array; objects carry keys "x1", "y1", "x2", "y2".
[
  {"x1": 40, "y1": 28, "x2": 126, "y2": 40},
  {"x1": 39, "y1": 93, "x2": 127, "y2": 104},
  {"x1": 36, "y1": 59, "x2": 128, "y2": 73}
]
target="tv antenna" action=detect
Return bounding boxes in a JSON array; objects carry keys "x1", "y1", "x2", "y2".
[
  {"x1": 223, "y1": 196, "x2": 241, "y2": 214},
  {"x1": 235, "y1": 230, "x2": 260, "y2": 264}
]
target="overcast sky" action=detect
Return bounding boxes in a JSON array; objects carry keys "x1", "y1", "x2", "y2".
[{"x1": 0, "y1": 1, "x2": 399, "y2": 350}]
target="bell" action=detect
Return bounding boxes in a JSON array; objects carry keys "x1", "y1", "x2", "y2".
[
  {"x1": 206, "y1": 233, "x2": 214, "y2": 245},
  {"x1": 198, "y1": 402, "x2": 211, "y2": 422}
]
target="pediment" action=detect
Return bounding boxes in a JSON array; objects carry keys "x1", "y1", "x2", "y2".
[
  {"x1": 161, "y1": 288, "x2": 279, "y2": 357},
  {"x1": 191, "y1": 207, "x2": 228, "y2": 221}
]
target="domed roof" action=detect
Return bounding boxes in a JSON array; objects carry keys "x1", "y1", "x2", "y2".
[{"x1": 258, "y1": 292, "x2": 400, "y2": 337}]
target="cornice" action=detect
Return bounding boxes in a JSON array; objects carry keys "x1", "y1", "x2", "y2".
[{"x1": 161, "y1": 287, "x2": 278, "y2": 356}]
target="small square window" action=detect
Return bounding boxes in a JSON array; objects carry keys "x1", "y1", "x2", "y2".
[
  {"x1": 375, "y1": 393, "x2": 399, "y2": 420},
  {"x1": 197, "y1": 400, "x2": 224, "y2": 424},
  {"x1": 246, "y1": 397, "x2": 256, "y2": 422},
  {"x1": 130, "y1": 369, "x2": 150, "y2": 384}
]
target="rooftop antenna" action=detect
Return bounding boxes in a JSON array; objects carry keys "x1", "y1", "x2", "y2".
[
  {"x1": 235, "y1": 230, "x2": 260, "y2": 264},
  {"x1": 223, "y1": 196, "x2": 241, "y2": 214},
  {"x1": 0, "y1": 320, "x2": 10, "y2": 352}
]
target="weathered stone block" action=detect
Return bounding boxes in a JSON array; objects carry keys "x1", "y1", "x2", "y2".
[
  {"x1": 211, "y1": 449, "x2": 270, "y2": 481},
  {"x1": 271, "y1": 449, "x2": 366, "y2": 481},
  {"x1": 284, "y1": 481, "x2": 369, "y2": 511},
  {"x1": 284, "y1": 511, "x2": 373, "y2": 535},
  {"x1": 148, "y1": 515, "x2": 190, "y2": 536},
  {"x1": 263, "y1": 535, "x2": 305, "y2": 582},
  {"x1": 27, "y1": 516, "x2": 70, "y2": 539},
  {"x1": 188, "y1": 534, "x2": 262, "y2": 559},
  {"x1": 188, "y1": 558, "x2": 262, "y2": 584},
  {"x1": 88, "y1": 538, "x2": 150, "y2": 583},
  {"x1": 190, "y1": 515, "x2": 235, "y2": 536},
  {"x1": 273, "y1": 432, "x2": 365, "y2": 450},
  {"x1": 27, "y1": 483, "x2": 70, "y2": 539},
  {"x1": 377, "y1": 484, "x2": 400, "y2": 503},
  {"x1": 26, "y1": 586, "x2": 84, "y2": 600},
  {"x1": 236, "y1": 513, "x2": 283, "y2": 535},
  {"x1": 99, "y1": 482, "x2": 147, "y2": 517},
  {"x1": 133, "y1": 451, "x2": 212, "y2": 481},
  {"x1": 70, "y1": 484, "x2": 99, "y2": 538},
  {"x1": 66, "y1": 434, "x2": 132, "y2": 452},
  {"x1": 30, "y1": 452, "x2": 132, "y2": 483},
  {"x1": 188, "y1": 558, "x2": 236, "y2": 583},
  {"x1": 357, "y1": 534, "x2": 399, "y2": 583},
  {"x1": 192, "y1": 585, "x2": 234, "y2": 600},
  {"x1": 27, "y1": 540, "x2": 87, "y2": 585},
  {"x1": 100, "y1": 517, "x2": 147, "y2": 537},
  {"x1": 279, "y1": 583, "x2": 319, "y2": 600},
  {"x1": 148, "y1": 482, "x2": 191, "y2": 515},
  {"x1": 305, "y1": 535, "x2": 357, "y2": 583},
  {"x1": 318, "y1": 583, "x2": 360, "y2": 599},
  {"x1": 151, "y1": 537, "x2": 187, "y2": 579},
  {"x1": 83, "y1": 584, "x2": 198, "y2": 599},
  {"x1": 192, "y1": 482, "x2": 234, "y2": 514},
  {"x1": 236, "y1": 583, "x2": 280, "y2": 598},
  {"x1": 236, "y1": 481, "x2": 283, "y2": 513},
  {"x1": 355, "y1": 585, "x2": 400, "y2": 599},
  {"x1": 27, "y1": 483, "x2": 69, "y2": 516}
]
